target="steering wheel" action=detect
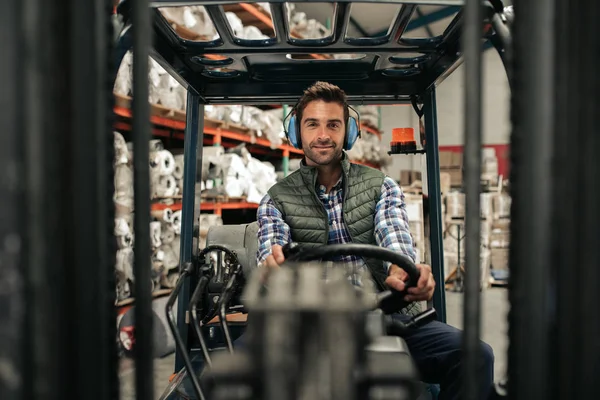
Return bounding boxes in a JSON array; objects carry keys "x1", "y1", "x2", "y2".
[{"x1": 281, "y1": 242, "x2": 421, "y2": 314}]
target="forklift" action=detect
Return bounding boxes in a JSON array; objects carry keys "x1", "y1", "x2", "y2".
[
  {"x1": 112, "y1": 0, "x2": 514, "y2": 398},
  {"x1": 2, "y1": 1, "x2": 598, "y2": 400}
]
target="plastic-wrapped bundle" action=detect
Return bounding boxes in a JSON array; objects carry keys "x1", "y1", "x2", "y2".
[
  {"x1": 241, "y1": 25, "x2": 269, "y2": 39},
  {"x1": 493, "y1": 193, "x2": 512, "y2": 219},
  {"x1": 356, "y1": 105, "x2": 379, "y2": 128},
  {"x1": 225, "y1": 11, "x2": 244, "y2": 37},
  {"x1": 114, "y1": 164, "x2": 134, "y2": 209},
  {"x1": 246, "y1": 158, "x2": 278, "y2": 203},
  {"x1": 480, "y1": 192, "x2": 494, "y2": 219},
  {"x1": 148, "y1": 58, "x2": 163, "y2": 105},
  {"x1": 114, "y1": 131, "x2": 129, "y2": 165},
  {"x1": 204, "y1": 105, "x2": 225, "y2": 120},
  {"x1": 222, "y1": 105, "x2": 244, "y2": 125},
  {"x1": 160, "y1": 5, "x2": 216, "y2": 38},
  {"x1": 240, "y1": 106, "x2": 265, "y2": 132},
  {"x1": 446, "y1": 192, "x2": 465, "y2": 219},
  {"x1": 114, "y1": 51, "x2": 133, "y2": 96},
  {"x1": 158, "y1": 73, "x2": 185, "y2": 110},
  {"x1": 221, "y1": 153, "x2": 252, "y2": 198}
]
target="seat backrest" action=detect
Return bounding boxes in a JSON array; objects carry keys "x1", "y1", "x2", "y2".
[{"x1": 206, "y1": 221, "x2": 259, "y2": 279}]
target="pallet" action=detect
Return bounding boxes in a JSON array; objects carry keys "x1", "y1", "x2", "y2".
[
  {"x1": 204, "y1": 117, "x2": 250, "y2": 134},
  {"x1": 114, "y1": 93, "x2": 187, "y2": 122}
]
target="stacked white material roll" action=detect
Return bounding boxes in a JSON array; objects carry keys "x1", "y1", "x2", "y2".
[{"x1": 112, "y1": 135, "x2": 187, "y2": 302}]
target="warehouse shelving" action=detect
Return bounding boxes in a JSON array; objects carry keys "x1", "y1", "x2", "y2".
[{"x1": 113, "y1": 93, "x2": 384, "y2": 217}]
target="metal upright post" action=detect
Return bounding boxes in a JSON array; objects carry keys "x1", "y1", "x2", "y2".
[
  {"x1": 508, "y1": 0, "x2": 554, "y2": 399},
  {"x1": 423, "y1": 87, "x2": 447, "y2": 324},
  {"x1": 176, "y1": 90, "x2": 205, "y2": 372},
  {"x1": 1, "y1": 1, "x2": 119, "y2": 399},
  {"x1": 0, "y1": 2, "x2": 27, "y2": 400},
  {"x1": 132, "y1": 0, "x2": 154, "y2": 398},
  {"x1": 462, "y1": 0, "x2": 484, "y2": 398}
]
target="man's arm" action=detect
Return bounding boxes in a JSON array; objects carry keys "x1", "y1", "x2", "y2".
[
  {"x1": 256, "y1": 193, "x2": 292, "y2": 267},
  {"x1": 374, "y1": 176, "x2": 418, "y2": 274}
]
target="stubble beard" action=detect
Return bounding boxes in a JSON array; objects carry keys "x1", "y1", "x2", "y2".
[{"x1": 304, "y1": 142, "x2": 343, "y2": 166}]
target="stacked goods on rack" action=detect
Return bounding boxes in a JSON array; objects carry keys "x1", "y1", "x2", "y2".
[
  {"x1": 441, "y1": 189, "x2": 512, "y2": 287},
  {"x1": 113, "y1": 132, "x2": 184, "y2": 303},
  {"x1": 442, "y1": 191, "x2": 492, "y2": 288},
  {"x1": 200, "y1": 144, "x2": 278, "y2": 204},
  {"x1": 439, "y1": 151, "x2": 463, "y2": 188},
  {"x1": 488, "y1": 193, "x2": 511, "y2": 283}
]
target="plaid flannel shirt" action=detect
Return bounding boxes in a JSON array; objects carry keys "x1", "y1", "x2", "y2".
[{"x1": 256, "y1": 175, "x2": 417, "y2": 285}]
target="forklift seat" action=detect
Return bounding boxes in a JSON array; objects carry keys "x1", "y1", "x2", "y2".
[{"x1": 205, "y1": 221, "x2": 260, "y2": 279}]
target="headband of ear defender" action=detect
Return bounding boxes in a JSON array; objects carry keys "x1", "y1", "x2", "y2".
[{"x1": 284, "y1": 105, "x2": 362, "y2": 151}]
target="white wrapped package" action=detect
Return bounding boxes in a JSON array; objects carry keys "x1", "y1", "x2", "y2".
[
  {"x1": 221, "y1": 153, "x2": 252, "y2": 198},
  {"x1": 171, "y1": 210, "x2": 182, "y2": 235},
  {"x1": 246, "y1": 158, "x2": 278, "y2": 202},
  {"x1": 114, "y1": 51, "x2": 132, "y2": 96},
  {"x1": 113, "y1": 131, "x2": 129, "y2": 165},
  {"x1": 150, "y1": 221, "x2": 162, "y2": 249},
  {"x1": 225, "y1": 11, "x2": 244, "y2": 37},
  {"x1": 114, "y1": 164, "x2": 134, "y2": 208},
  {"x1": 172, "y1": 5, "x2": 216, "y2": 37},
  {"x1": 241, "y1": 106, "x2": 265, "y2": 131},
  {"x1": 204, "y1": 105, "x2": 225, "y2": 120},
  {"x1": 148, "y1": 57, "x2": 163, "y2": 105},
  {"x1": 150, "y1": 150, "x2": 176, "y2": 176},
  {"x1": 242, "y1": 26, "x2": 269, "y2": 39},
  {"x1": 173, "y1": 154, "x2": 185, "y2": 180},
  {"x1": 158, "y1": 73, "x2": 185, "y2": 110},
  {"x1": 222, "y1": 105, "x2": 244, "y2": 125},
  {"x1": 155, "y1": 175, "x2": 178, "y2": 197}
]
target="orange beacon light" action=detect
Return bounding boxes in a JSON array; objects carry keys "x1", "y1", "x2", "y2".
[{"x1": 390, "y1": 127, "x2": 417, "y2": 153}]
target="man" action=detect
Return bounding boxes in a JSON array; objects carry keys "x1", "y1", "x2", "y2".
[{"x1": 255, "y1": 81, "x2": 494, "y2": 399}]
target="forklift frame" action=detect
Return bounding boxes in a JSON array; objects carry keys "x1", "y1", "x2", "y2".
[
  {"x1": 110, "y1": 1, "x2": 512, "y2": 398},
  {"x1": 6, "y1": 0, "x2": 599, "y2": 400}
]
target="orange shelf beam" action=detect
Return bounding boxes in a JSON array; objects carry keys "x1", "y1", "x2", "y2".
[{"x1": 151, "y1": 201, "x2": 259, "y2": 212}]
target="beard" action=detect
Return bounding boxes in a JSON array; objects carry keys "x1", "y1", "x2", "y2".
[{"x1": 303, "y1": 138, "x2": 343, "y2": 166}]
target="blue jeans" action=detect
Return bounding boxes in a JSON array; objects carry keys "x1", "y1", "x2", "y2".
[
  {"x1": 393, "y1": 313, "x2": 495, "y2": 400},
  {"x1": 233, "y1": 314, "x2": 495, "y2": 400}
]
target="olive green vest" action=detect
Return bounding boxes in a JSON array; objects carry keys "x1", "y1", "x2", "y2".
[{"x1": 267, "y1": 153, "x2": 420, "y2": 316}]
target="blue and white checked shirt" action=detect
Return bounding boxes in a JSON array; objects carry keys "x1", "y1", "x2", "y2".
[{"x1": 256, "y1": 175, "x2": 417, "y2": 280}]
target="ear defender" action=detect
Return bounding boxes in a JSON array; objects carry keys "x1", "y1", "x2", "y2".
[
  {"x1": 283, "y1": 105, "x2": 362, "y2": 151},
  {"x1": 286, "y1": 114, "x2": 301, "y2": 149},
  {"x1": 345, "y1": 116, "x2": 360, "y2": 151}
]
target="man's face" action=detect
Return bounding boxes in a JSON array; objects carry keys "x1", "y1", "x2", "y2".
[{"x1": 300, "y1": 100, "x2": 346, "y2": 166}]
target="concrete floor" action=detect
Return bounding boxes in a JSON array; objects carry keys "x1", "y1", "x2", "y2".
[{"x1": 119, "y1": 287, "x2": 509, "y2": 399}]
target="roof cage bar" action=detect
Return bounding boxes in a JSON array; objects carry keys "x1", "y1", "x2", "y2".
[
  {"x1": 331, "y1": 2, "x2": 352, "y2": 44},
  {"x1": 149, "y1": 0, "x2": 467, "y2": 6},
  {"x1": 205, "y1": 5, "x2": 236, "y2": 46},
  {"x1": 388, "y1": 4, "x2": 417, "y2": 43},
  {"x1": 373, "y1": 4, "x2": 417, "y2": 69},
  {"x1": 269, "y1": 2, "x2": 289, "y2": 43}
]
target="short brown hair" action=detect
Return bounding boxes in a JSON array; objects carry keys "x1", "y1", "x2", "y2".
[{"x1": 295, "y1": 81, "x2": 349, "y2": 127}]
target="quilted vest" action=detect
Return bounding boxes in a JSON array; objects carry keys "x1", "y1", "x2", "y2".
[{"x1": 267, "y1": 153, "x2": 421, "y2": 316}]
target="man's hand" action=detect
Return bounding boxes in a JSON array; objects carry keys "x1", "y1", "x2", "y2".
[
  {"x1": 259, "y1": 245, "x2": 286, "y2": 284},
  {"x1": 385, "y1": 264, "x2": 435, "y2": 302},
  {"x1": 265, "y1": 244, "x2": 285, "y2": 269}
]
